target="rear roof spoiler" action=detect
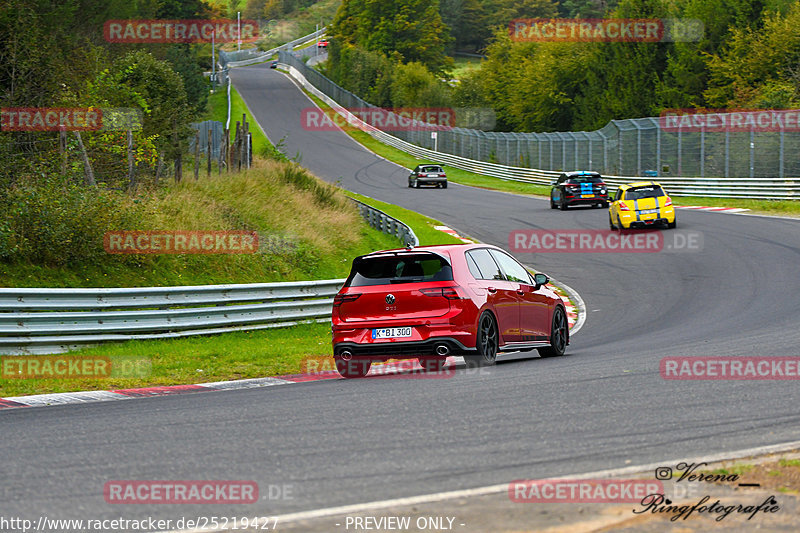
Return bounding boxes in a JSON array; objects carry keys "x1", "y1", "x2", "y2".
[{"x1": 357, "y1": 249, "x2": 450, "y2": 262}]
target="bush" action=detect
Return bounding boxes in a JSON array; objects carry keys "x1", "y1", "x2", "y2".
[{"x1": 0, "y1": 177, "x2": 147, "y2": 266}]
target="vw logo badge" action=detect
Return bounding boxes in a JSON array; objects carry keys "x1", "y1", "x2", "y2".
[{"x1": 385, "y1": 294, "x2": 396, "y2": 304}]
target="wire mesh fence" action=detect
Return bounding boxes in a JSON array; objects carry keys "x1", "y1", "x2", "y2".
[
  {"x1": 189, "y1": 120, "x2": 225, "y2": 160},
  {"x1": 280, "y1": 52, "x2": 799, "y2": 181}
]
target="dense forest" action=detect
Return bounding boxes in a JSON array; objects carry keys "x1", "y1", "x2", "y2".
[{"x1": 325, "y1": 0, "x2": 800, "y2": 132}]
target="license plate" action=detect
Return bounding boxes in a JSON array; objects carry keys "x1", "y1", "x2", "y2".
[
  {"x1": 638, "y1": 209, "x2": 658, "y2": 215},
  {"x1": 372, "y1": 327, "x2": 412, "y2": 339},
  {"x1": 581, "y1": 194, "x2": 595, "y2": 198}
]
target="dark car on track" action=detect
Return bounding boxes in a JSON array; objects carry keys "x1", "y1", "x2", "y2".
[
  {"x1": 331, "y1": 244, "x2": 569, "y2": 378},
  {"x1": 408, "y1": 164, "x2": 447, "y2": 188},
  {"x1": 550, "y1": 171, "x2": 609, "y2": 210}
]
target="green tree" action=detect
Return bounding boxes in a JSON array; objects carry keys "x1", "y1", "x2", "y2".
[
  {"x1": 705, "y1": 2, "x2": 800, "y2": 108},
  {"x1": 331, "y1": 0, "x2": 453, "y2": 73},
  {"x1": 572, "y1": 0, "x2": 671, "y2": 129},
  {"x1": 390, "y1": 62, "x2": 451, "y2": 108},
  {"x1": 157, "y1": 0, "x2": 212, "y2": 18},
  {"x1": 165, "y1": 45, "x2": 208, "y2": 114},
  {"x1": 326, "y1": 44, "x2": 396, "y2": 107},
  {"x1": 558, "y1": 0, "x2": 617, "y2": 17},
  {"x1": 654, "y1": 0, "x2": 773, "y2": 111},
  {"x1": 90, "y1": 51, "x2": 192, "y2": 158}
]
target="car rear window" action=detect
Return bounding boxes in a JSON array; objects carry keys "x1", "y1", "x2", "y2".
[
  {"x1": 421, "y1": 166, "x2": 443, "y2": 173},
  {"x1": 347, "y1": 253, "x2": 453, "y2": 287},
  {"x1": 625, "y1": 186, "x2": 665, "y2": 200},
  {"x1": 566, "y1": 175, "x2": 603, "y2": 184}
]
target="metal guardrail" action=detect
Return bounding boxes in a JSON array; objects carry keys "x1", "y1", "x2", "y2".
[
  {"x1": 280, "y1": 52, "x2": 800, "y2": 200},
  {"x1": 351, "y1": 198, "x2": 418, "y2": 247},
  {"x1": 0, "y1": 280, "x2": 343, "y2": 355},
  {"x1": 220, "y1": 28, "x2": 325, "y2": 69},
  {"x1": 0, "y1": 199, "x2": 416, "y2": 355}
]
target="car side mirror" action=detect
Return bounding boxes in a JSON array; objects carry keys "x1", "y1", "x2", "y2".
[{"x1": 533, "y1": 273, "x2": 549, "y2": 289}]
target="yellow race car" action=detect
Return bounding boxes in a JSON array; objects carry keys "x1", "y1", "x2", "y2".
[{"x1": 609, "y1": 181, "x2": 676, "y2": 229}]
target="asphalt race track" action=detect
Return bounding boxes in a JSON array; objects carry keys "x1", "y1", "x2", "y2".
[{"x1": 2, "y1": 63, "x2": 800, "y2": 527}]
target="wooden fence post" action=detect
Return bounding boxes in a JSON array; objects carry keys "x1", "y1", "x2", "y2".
[
  {"x1": 155, "y1": 151, "x2": 164, "y2": 187},
  {"x1": 73, "y1": 131, "x2": 96, "y2": 186},
  {"x1": 59, "y1": 129, "x2": 67, "y2": 174},
  {"x1": 234, "y1": 121, "x2": 241, "y2": 171},
  {"x1": 207, "y1": 127, "x2": 212, "y2": 178},
  {"x1": 127, "y1": 129, "x2": 136, "y2": 189},
  {"x1": 173, "y1": 118, "x2": 182, "y2": 182},
  {"x1": 193, "y1": 129, "x2": 200, "y2": 180}
]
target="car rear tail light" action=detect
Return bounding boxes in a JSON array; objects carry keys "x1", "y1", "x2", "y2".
[
  {"x1": 665, "y1": 197, "x2": 672, "y2": 206},
  {"x1": 417, "y1": 173, "x2": 424, "y2": 177},
  {"x1": 439, "y1": 173, "x2": 446, "y2": 177},
  {"x1": 420, "y1": 287, "x2": 466, "y2": 300},
  {"x1": 333, "y1": 293, "x2": 361, "y2": 307},
  {"x1": 442, "y1": 287, "x2": 465, "y2": 300},
  {"x1": 619, "y1": 202, "x2": 630, "y2": 211}
]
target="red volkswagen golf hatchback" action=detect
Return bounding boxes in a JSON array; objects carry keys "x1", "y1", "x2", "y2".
[{"x1": 331, "y1": 244, "x2": 569, "y2": 378}]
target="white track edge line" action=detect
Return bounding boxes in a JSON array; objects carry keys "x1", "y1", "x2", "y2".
[
  {"x1": 164, "y1": 439, "x2": 800, "y2": 532},
  {"x1": 549, "y1": 277, "x2": 586, "y2": 336}
]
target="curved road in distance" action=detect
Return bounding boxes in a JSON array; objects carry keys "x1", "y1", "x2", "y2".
[{"x1": 2, "y1": 63, "x2": 800, "y2": 526}]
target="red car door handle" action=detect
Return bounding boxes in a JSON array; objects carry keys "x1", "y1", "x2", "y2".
[{"x1": 487, "y1": 287, "x2": 497, "y2": 293}]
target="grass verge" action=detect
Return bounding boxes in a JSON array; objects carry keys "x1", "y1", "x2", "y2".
[
  {"x1": 343, "y1": 191, "x2": 466, "y2": 246},
  {"x1": 0, "y1": 324, "x2": 334, "y2": 397},
  {"x1": 450, "y1": 56, "x2": 483, "y2": 80}
]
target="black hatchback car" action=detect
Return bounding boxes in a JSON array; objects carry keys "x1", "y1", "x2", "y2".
[{"x1": 550, "y1": 171, "x2": 608, "y2": 210}]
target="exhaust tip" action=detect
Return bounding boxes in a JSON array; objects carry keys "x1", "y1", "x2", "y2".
[
  {"x1": 435, "y1": 344, "x2": 450, "y2": 356},
  {"x1": 339, "y1": 350, "x2": 353, "y2": 361}
]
